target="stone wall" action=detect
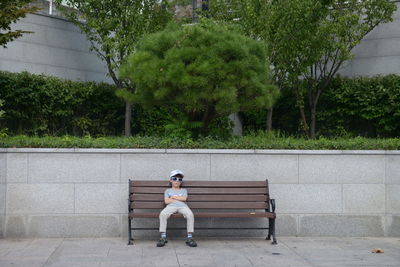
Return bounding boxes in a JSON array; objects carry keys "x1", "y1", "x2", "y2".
[{"x1": 0, "y1": 148, "x2": 399, "y2": 238}]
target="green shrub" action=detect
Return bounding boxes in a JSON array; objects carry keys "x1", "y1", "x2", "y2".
[
  {"x1": 119, "y1": 20, "x2": 278, "y2": 137},
  {"x1": 0, "y1": 133, "x2": 399, "y2": 149},
  {"x1": 241, "y1": 75, "x2": 400, "y2": 138},
  {"x1": 0, "y1": 71, "x2": 233, "y2": 137},
  {"x1": 0, "y1": 71, "x2": 125, "y2": 136},
  {"x1": 318, "y1": 75, "x2": 400, "y2": 137}
]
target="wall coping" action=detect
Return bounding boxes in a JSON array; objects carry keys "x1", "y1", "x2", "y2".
[{"x1": 1, "y1": 148, "x2": 400, "y2": 155}]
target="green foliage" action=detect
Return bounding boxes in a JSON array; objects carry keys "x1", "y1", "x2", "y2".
[
  {"x1": 0, "y1": 71, "x2": 125, "y2": 136},
  {"x1": 119, "y1": 19, "x2": 279, "y2": 136},
  {"x1": 241, "y1": 75, "x2": 400, "y2": 138},
  {"x1": 164, "y1": 112, "x2": 203, "y2": 139},
  {"x1": 1, "y1": 133, "x2": 399, "y2": 150},
  {"x1": 0, "y1": 71, "x2": 232, "y2": 137},
  {"x1": 0, "y1": 99, "x2": 7, "y2": 137},
  {"x1": 0, "y1": 99, "x2": 5, "y2": 119},
  {"x1": 54, "y1": 0, "x2": 174, "y2": 135},
  {"x1": 132, "y1": 103, "x2": 233, "y2": 139},
  {"x1": 205, "y1": 0, "x2": 397, "y2": 138},
  {"x1": 318, "y1": 75, "x2": 400, "y2": 137},
  {"x1": 0, "y1": 0, "x2": 40, "y2": 48},
  {"x1": 54, "y1": 0, "x2": 173, "y2": 88}
]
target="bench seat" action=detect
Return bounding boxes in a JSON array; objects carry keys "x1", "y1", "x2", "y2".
[{"x1": 129, "y1": 212, "x2": 276, "y2": 218}]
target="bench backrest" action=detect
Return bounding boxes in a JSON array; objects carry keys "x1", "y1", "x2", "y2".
[{"x1": 129, "y1": 180, "x2": 271, "y2": 211}]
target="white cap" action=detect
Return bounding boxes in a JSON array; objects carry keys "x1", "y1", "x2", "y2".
[{"x1": 170, "y1": 169, "x2": 184, "y2": 178}]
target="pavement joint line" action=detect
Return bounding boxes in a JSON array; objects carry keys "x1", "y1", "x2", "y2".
[
  {"x1": 276, "y1": 238, "x2": 318, "y2": 267},
  {"x1": 173, "y1": 240, "x2": 182, "y2": 267},
  {"x1": 42, "y1": 237, "x2": 64, "y2": 267},
  {"x1": 106, "y1": 246, "x2": 111, "y2": 257},
  {"x1": 243, "y1": 251, "x2": 255, "y2": 266}
]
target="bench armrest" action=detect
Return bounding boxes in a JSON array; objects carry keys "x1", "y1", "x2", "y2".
[{"x1": 270, "y1": 199, "x2": 276, "y2": 213}]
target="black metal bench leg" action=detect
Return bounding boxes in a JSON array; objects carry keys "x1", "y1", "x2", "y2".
[
  {"x1": 266, "y1": 218, "x2": 272, "y2": 240},
  {"x1": 266, "y1": 219, "x2": 271, "y2": 241},
  {"x1": 269, "y1": 218, "x2": 277, "y2": 245},
  {"x1": 128, "y1": 218, "x2": 134, "y2": 245}
]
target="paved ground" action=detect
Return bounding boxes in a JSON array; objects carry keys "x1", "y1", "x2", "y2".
[{"x1": 0, "y1": 237, "x2": 399, "y2": 267}]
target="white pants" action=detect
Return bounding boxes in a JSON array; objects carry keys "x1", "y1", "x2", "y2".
[{"x1": 159, "y1": 205, "x2": 194, "y2": 233}]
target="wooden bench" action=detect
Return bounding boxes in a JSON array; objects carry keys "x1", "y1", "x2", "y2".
[{"x1": 128, "y1": 179, "x2": 277, "y2": 245}]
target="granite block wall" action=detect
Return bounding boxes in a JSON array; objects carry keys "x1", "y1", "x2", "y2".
[{"x1": 0, "y1": 148, "x2": 399, "y2": 238}]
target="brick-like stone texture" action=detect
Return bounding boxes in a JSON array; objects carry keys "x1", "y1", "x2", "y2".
[
  {"x1": 0, "y1": 153, "x2": 6, "y2": 184},
  {"x1": 387, "y1": 155, "x2": 400, "y2": 184},
  {"x1": 5, "y1": 215, "x2": 27, "y2": 238},
  {"x1": 276, "y1": 215, "x2": 297, "y2": 236},
  {"x1": 211, "y1": 154, "x2": 298, "y2": 183},
  {"x1": 28, "y1": 153, "x2": 120, "y2": 183},
  {"x1": 299, "y1": 215, "x2": 384, "y2": 237},
  {"x1": 386, "y1": 215, "x2": 400, "y2": 237},
  {"x1": 343, "y1": 184, "x2": 385, "y2": 213},
  {"x1": 0, "y1": 184, "x2": 5, "y2": 214},
  {"x1": 75, "y1": 184, "x2": 127, "y2": 214},
  {"x1": 121, "y1": 153, "x2": 210, "y2": 181},
  {"x1": 386, "y1": 184, "x2": 400, "y2": 214},
  {"x1": 0, "y1": 215, "x2": 4, "y2": 238},
  {"x1": 6, "y1": 153, "x2": 28, "y2": 183},
  {"x1": 299, "y1": 155, "x2": 385, "y2": 184},
  {"x1": 269, "y1": 184, "x2": 342, "y2": 213},
  {"x1": 6, "y1": 184, "x2": 74, "y2": 214}
]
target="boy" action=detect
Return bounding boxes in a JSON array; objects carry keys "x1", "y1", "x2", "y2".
[{"x1": 157, "y1": 169, "x2": 197, "y2": 247}]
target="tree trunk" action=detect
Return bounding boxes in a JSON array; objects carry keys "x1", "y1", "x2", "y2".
[
  {"x1": 124, "y1": 101, "x2": 132, "y2": 136},
  {"x1": 299, "y1": 106, "x2": 310, "y2": 138},
  {"x1": 310, "y1": 104, "x2": 316, "y2": 139},
  {"x1": 308, "y1": 88, "x2": 321, "y2": 139},
  {"x1": 266, "y1": 107, "x2": 273, "y2": 132}
]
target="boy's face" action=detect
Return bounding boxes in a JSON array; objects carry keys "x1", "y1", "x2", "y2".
[{"x1": 170, "y1": 174, "x2": 183, "y2": 186}]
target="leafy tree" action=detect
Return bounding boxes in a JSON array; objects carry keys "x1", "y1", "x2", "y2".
[
  {"x1": 205, "y1": 0, "x2": 396, "y2": 138},
  {"x1": 0, "y1": 0, "x2": 40, "y2": 48},
  {"x1": 119, "y1": 20, "x2": 279, "y2": 136},
  {"x1": 54, "y1": 0, "x2": 173, "y2": 136},
  {"x1": 294, "y1": 0, "x2": 396, "y2": 138},
  {"x1": 0, "y1": 99, "x2": 5, "y2": 118},
  {"x1": 203, "y1": 0, "x2": 313, "y2": 132}
]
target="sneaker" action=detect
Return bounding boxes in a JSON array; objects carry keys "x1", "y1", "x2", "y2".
[
  {"x1": 185, "y1": 238, "x2": 197, "y2": 247},
  {"x1": 156, "y1": 238, "x2": 168, "y2": 247}
]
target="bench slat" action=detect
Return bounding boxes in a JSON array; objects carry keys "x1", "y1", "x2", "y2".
[
  {"x1": 130, "y1": 180, "x2": 267, "y2": 188},
  {"x1": 131, "y1": 202, "x2": 268, "y2": 209},
  {"x1": 129, "y1": 212, "x2": 275, "y2": 218},
  {"x1": 131, "y1": 194, "x2": 268, "y2": 202},
  {"x1": 131, "y1": 187, "x2": 267, "y2": 194}
]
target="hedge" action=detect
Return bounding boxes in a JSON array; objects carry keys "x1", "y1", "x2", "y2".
[
  {"x1": 0, "y1": 71, "x2": 232, "y2": 137},
  {"x1": 1, "y1": 134, "x2": 399, "y2": 149},
  {"x1": 242, "y1": 75, "x2": 400, "y2": 138},
  {"x1": 1, "y1": 71, "x2": 400, "y2": 138},
  {"x1": 0, "y1": 71, "x2": 125, "y2": 136}
]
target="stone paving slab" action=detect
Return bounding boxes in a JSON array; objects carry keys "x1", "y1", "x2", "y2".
[{"x1": 0, "y1": 237, "x2": 399, "y2": 267}]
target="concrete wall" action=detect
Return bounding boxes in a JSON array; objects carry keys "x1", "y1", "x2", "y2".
[
  {"x1": 339, "y1": 1, "x2": 400, "y2": 76},
  {"x1": 0, "y1": 3, "x2": 400, "y2": 82},
  {"x1": 0, "y1": 12, "x2": 111, "y2": 83},
  {"x1": 0, "y1": 148, "x2": 399, "y2": 239}
]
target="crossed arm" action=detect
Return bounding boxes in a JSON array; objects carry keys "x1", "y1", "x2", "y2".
[{"x1": 164, "y1": 195, "x2": 187, "y2": 204}]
